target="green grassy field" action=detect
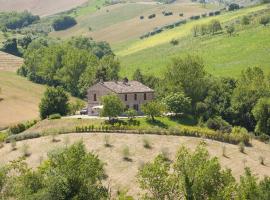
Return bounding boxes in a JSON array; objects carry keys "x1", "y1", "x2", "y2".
[{"x1": 115, "y1": 4, "x2": 270, "y2": 78}]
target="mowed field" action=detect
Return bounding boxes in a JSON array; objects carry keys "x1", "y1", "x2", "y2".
[
  {"x1": 0, "y1": 71, "x2": 45, "y2": 129},
  {"x1": 115, "y1": 4, "x2": 270, "y2": 77},
  {"x1": 0, "y1": 133, "x2": 269, "y2": 197},
  {"x1": 51, "y1": 0, "x2": 216, "y2": 43},
  {"x1": 0, "y1": 0, "x2": 88, "y2": 17}
]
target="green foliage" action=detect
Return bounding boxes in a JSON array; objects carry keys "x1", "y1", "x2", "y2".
[
  {"x1": 1, "y1": 38, "x2": 21, "y2": 56},
  {"x1": 39, "y1": 87, "x2": 69, "y2": 119},
  {"x1": 226, "y1": 24, "x2": 235, "y2": 36},
  {"x1": 138, "y1": 145, "x2": 236, "y2": 199},
  {"x1": 209, "y1": 19, "x2": 222, "y2": 34},
  {"x1": 163, "y1": 92, "x2": 191, "y2": 115},
  {"x1": 48, "y1": 114, "x2": 62, "y2": 120},
  {"x1": 252, "y1": 98, "x2": 270, "y2": 136},
  {"x1": 52, "y1": 16, "x2": 77, "y2": 31},
  {"x1": 163, "y1": 55, "x2": 207, "y2": 105},
  {"x1": 231, "y1": 126, "x2": 250, "y2": 145},
  {"x1": 231, "y1": 67, "x2": 270, "y2": 131},
  {"x1": 241, "y1": 16, "x2": 250, "y2": 25},
  {"x1": 0, "y1": 11, "x2": 39, "y2": 29},
  {"x1": 141, "y1": 101, "x2": 165, "y2": 121},
  {"x1": 101, "y1": 94, "x2": 124, "y2": 119},
  {"x1": 20, "y1": 37, "x2": 115, "y2": 97},
  {"x1": 68, "y1": 100, "x2": 85, "y2": 115},
  {"x1": 8, "y1": 120, "x2": 37, "y2": 135},
  {"x1": 206, "y1": 116, "x2": 231, "y2": 133},
  {"x1": 125, "y1": 109, "x2": 137, "y2": 120},
  {"x1": 2, "y1": 142, "x2": 108, "y2": 199},
  {"x1": 260, "y1": 16, "x2": 270, "y2": 26}
]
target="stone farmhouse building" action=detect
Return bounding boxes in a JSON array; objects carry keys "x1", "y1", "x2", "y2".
[{"x1": 87, "y1": 79, "x2": 154, "y2": 116}]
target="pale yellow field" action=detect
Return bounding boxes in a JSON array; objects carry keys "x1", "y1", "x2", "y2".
[{"x1": 0, "y1": 133, "x2": 269, "y2": 197}]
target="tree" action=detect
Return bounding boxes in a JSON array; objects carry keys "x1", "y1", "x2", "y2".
[
  {"x1": 231, "y1": 67, "x2": 270, "y2": 131},
  {"x1": 18, "y1": 35, "x2": 32, "y2": 49},
  {"x1": 260, "y1": 16, "x2": 270, "y2": 27},
  {"x1": 252, "y1": 98, "x2": 270, "y2": 136},
  {"x1": 226, "y1": 24, "x2": 235, "y2": 36},
  {"x1": 101, "y1": 94, "x2": 124, "y2": 120},
  {"x1": 141, "y1": 101, "x2": 164, "y2": 121},
  {"x1": 241, "y1": 16, "x2": 250, "y2": 25},
  {"x1": 52, "y1": 16, "x2": 77, "y2": 31},
  {"x1": 1, "y1": 38, "x2": 20, "y2": 56},
  {"x1": 228, "y1": 3, "x2": 240, "y2": 11},
  {"x1": 163, "y1": 92, "x2": 191, "y2": 115},
  {"x1": 133, "y1": 68, "x2": 144, "y2": 83},
  {"x1": 138, "y1": 145, "x2": 237, "y2": 199},
  {"x1": 39, "y1": 87, "x2": 69, "y2": 119},
  {"x1": 164, "y1": 55, "x2": 208, "y2": 106},
  {"x1": 209, "y1": 20, "x2": 222, "y2": 34},
  {"x1": 3, "y1": 142, "x2": 108, "y2": 199}
]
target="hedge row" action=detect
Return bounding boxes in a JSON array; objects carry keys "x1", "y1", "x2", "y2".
[{"x1": 8, "y1": 120, "x2": 38, "y2": 135}]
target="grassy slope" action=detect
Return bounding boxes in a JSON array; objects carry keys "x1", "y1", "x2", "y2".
[
  {"x1": 116, "y1": 4, "x2": 270, "y2": 77},
  {"x1": 0, "y1": 71, "x2": 46, "y2": 129}
]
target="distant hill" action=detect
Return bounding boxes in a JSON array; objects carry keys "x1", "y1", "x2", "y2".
[{"x1": 0, "y1": 0, "x2": 88, "y2": 17}]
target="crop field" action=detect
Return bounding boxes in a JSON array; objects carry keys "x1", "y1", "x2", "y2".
[
  {"x1": 50, "y1": 0, "x2": 215, "y2": 43},
  {"x1": 0, "y1": 0, "x2": 88, "y2": 17},
  {"x1": 0, "y1": 51, "x2": 24, "y2": 72},
  {"x1": 0, "y1": 132, "x2": 269, "y2": 197},
  {"x1": 115, "y1": 4, "x2": 270, "y2": 77}
]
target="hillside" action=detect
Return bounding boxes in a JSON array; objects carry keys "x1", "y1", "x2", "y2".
[
  {"x1": 114, "y1": 4, "x2": 270, "y2": 77},
  {"x1": 0, "y1": 71, "x2": 45, "y2": 129},
  {"x1": 50, "y1": 0, "x2": 217, "y2": 43},
  {"x1": 0, "y1": 51, "x2": 24, "y2": 72},
  {"x1": 0, "y1": 132, "x2": 269, "y2": 197},
  {"x1": 0, "y1": 0, "x2": 88, "y2": 17}
]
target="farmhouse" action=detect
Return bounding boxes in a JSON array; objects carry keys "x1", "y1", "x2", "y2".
[{"x1": 87, "y1": 79, "x2": 154, "y2": 115}]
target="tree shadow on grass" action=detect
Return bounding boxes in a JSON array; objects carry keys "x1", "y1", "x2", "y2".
[
  {"x1": 146, "y1": 119, "x2": 168, "y2": 129},
  {"x1": 169, "y1": 115, "x2": 197, "y2": 126}
]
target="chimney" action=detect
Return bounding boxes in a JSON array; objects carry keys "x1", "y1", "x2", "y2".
[{"x1": 123, "y1": 77, "x2": 129, "y2": 84}]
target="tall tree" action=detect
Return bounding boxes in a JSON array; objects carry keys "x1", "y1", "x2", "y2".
[{"x1": 101, "y1": 94, "x2": 124, "y2": 120}]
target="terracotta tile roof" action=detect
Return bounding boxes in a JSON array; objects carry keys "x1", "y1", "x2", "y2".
[
  {"x1": 101, "y1": 81, "x2": 154, "y2": 94},
  {"x1": 0, "y1": 51, "x2": 24, "y2": 72}
]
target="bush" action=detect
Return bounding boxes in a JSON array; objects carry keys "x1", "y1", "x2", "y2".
[
  {"x1": 170, "y1": 39, "x2": 179, "y2": 46},
  {"x1": 104, "y1": 135, "x2": 112, "y2": 147},
  {"x1": 52, "y1": 16, "x2": 77, "y2": 31},
  {"x1": 122, "y1": 146, "x2": 131, "y2": 161},
  {"x1": 228, "y1": 3, "x2": 240, "y2": 11},
  {"x1": 21, "y1": 143, "x2": 31, "y2": 157},
  {"x1": 238, "y1": 141, "x2": 245, "y2": 153},
  {"x1": 143, "y1": 137, "x2": 151, "y2": 149},
  {"x1": 48, "y1": 113, "x2": 61, "y2": 120},
  {"x1": 10, "y1": 139, "x2": 17, "y2": 151},
  {"x1": 206, "y1": 116, "x2": 232, "y2": 133},
  {"x1": 256, "y1": 133, "x2": 270, "y2": 143},
  {"x1": 230, "y1": 127, "x2": 250, "y2": 145},
  {"x1": 6, "y1": 132, "x2": 41, "y2": 142}
]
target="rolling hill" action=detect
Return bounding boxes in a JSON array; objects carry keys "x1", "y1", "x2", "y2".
[
  {"x1": 50, "y1": 0, "x2": 218, "y2": 44},
  {"x1": 0, "y1": 0, "x2": 88, "y2": 17},
  {"x1": 114, "y1": 4, "x2": 270, "y2": 77}
]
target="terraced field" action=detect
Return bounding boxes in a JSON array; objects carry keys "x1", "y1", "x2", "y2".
[{"x1": 0, "y1": 51, "x2": 24, "y2": 72}]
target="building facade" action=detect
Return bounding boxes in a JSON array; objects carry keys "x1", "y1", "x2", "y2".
[{"x1": 87, "y1": 80, "x2": 154, "y2": 116}]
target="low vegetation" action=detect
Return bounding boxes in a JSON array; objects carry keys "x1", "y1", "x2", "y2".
[{"x1": 52, "y1": 16, "x2": 77, "y2": 31}]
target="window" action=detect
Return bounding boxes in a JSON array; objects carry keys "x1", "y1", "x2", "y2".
[
  {"x1": 125, "y1": 94, "x2": 128, "y2": 101},
  {"x1": 144, "y1": 93, "x2": 147, "y2": 100},
  {"x1": 94, "y1": 94, "x2": 97, "y2": 101},
  {"x1": 134, "y1": 94, "x2": 137, "y2": 101},
  {"x1": 133, "y1": 104, "x2": 139, "y2": 111}
]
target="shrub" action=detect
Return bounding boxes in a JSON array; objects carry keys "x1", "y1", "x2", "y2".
[
  {"x1": 51, "y1": 132, "x2": 60, "y2": 143},
  {"x1": 179, "y1": 13, "x2": 184, "y2": 17},
  {"x1": 170, "y1": 39, "x2": 179, "y2": 46},
  {"x1": 48, "y1": 113, "x2": 61, "y2": 120},
  {"x1": 256, "y1": 133, "x2": 270, "y2": 143},
  {"x1": 228, "y1": 3, "x2": 240, "y2": 11},
  {"x1": 21, "y1": 143, "x2": 31, "y2": 157},
  {"x1": 259, "y1": 156, "x2": 265, "y2": 165},
  {"x1": 231, "y1": 127, "x2": 250, "y2": 145},
  {"x1": 10, "y1": 139, "x2": 17, "y2": 151},
  {"x1": 52, "y1": 16, "x2": 77, "y2": 31},
  {"x1": 8, "y1": 120, "x2": 38, "y2": 135},
  {"x1": 7, "y1": 132, "x2": 41, "y2": 142},
  {"x1": 122, "y1": 146, "x2": 131, "y2": 161},
  {"x1": 238, "y1": 141, "x2": 245, "y2": 153},
  {"x1": 104, "y1": 135, "x2": 112, "y2": 147},
  {"x1": 222, "y1": 144, "x2": 226, "y2": 157},
  {"x1": 143, "y1": 137, "x2": 151, "y2": 149},
  {"x1": 161, "y1": 147, "x2": 170, "y2": 161},
  {"x1": 260, "y1": 16, "x2": 270, "y2": 26},
  {"x1": 206, "y1": 116, "x2": 232, "y2": 133}
]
